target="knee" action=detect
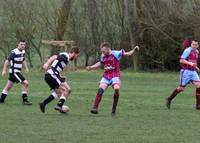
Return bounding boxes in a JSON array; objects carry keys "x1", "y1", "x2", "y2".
[
  {"x1": 113, "y1": 84, "x2": 120, "y2": 91},
  {"x1": 97, "y1": 88, "x2": 104, "y2": 96},
  {"x1": 23, "y1": 80, "x2": 29, "y2": 88},
  {"x1": 196, "y1": 83, "x2": 200, "y2": 88},
  {"x1": 177, "y1": 86, "x2": 184, "y2": 92},
  {"x1": 63, "y1": 87, "x2": 71, "y2": 96},
  {"x1": 67, "y1": 87, "x2": 71, "y2": 94}
]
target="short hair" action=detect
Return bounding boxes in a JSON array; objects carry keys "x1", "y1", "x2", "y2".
[
  {"x1": 192, "y1": 39, "x2": 198, "y2": 43},
  {"x1": 100, "y1": 42, "x2": 111, "y2": 49},
  {"x1": 19, "y1": 38, "x2": 25, "y2": 43},
  {"x1": 70, "y1": 47, "x2": 80, "y2": 54}
]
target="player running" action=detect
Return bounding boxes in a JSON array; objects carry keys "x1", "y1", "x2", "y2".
[
  {"x1": 39, "y1": 47, "x2": 79, "y2": 113},
  {"x1": 86, "y1": 42, "x2": 139, "y2": 115},
  {"x1": 0, "y1": 39, "x2": 32, "y2": 105},
  {"x1": 166, "y1": 40, "x2": 200, "y2": 109}
]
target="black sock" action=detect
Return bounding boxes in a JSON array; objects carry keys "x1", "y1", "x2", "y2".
[
  {"x1": 57, "y1": 98, "x2": 66, "y2": 107},
  {"x1": 22, "y1": 94, "x2": 28, "y2": 102},
  {"x1": 0, "y1": 93, "x2": 7, "y2": 102},
  {"x1": 43, "y1": 95, "x2": 55, "y2": 105}
]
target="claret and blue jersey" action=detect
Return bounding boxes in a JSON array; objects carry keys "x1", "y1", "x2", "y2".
[
  {"x1": 179, "y1": 47, "x2": 200, "y2": 86},
  {"x1": 100, "y1": 49, "x2": 125, "y2": 86}
]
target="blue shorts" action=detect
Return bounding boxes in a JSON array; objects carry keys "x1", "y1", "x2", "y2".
[
  {"x1": 180, "y1": 69, "x2": 200, "y2": 86},
  {"x1": 100, "y1": 77, "x2": 121, "y2": 86}
]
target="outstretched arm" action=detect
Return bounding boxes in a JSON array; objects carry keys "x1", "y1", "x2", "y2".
[
  {"x1": 2, "y1": 60, "x2": 9, "y2": 77},
  {"x1": 123, "y1": 46, "x2": 139, "y2": 56},
  {"x1": 86, "y1": 62, "x2": 102, "y2": 71},
  {"x1": 43, "y1": 55, "x2": 58, "y2": 70}
]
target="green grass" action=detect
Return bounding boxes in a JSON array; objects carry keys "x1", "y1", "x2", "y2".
[{"x1": 0, "y1": 70, "x2": 200, "y2": 143}]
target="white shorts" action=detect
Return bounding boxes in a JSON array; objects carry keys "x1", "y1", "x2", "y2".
[{"x1": 100, "y1": 77, "x2": 121, "y2": 86}]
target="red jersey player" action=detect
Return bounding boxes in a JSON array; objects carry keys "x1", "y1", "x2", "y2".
[
  {"x1": 166, "y1": 40, "x2": 200, "y2": 109},
  {"x1": 86, "y1": 42, "x2": 139, "y2": 115}
]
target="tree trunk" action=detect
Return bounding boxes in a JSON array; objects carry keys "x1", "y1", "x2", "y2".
[
  {"x1": 51, "y1": 0, "x2": 72, "y2": 55},
  {"x1": 124, "y1": 0, "x2": 140, "y2": 71}
]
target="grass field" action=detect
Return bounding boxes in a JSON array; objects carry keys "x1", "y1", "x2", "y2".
[{"x1": 0, "y1": 70, "x2": 200, "y2": 143}]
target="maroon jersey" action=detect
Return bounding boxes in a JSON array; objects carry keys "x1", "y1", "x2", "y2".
[
  {"x1": 180, "y1": 47, "x2": 199, "y2": 70},
  {"x1": 100, "y1": 50, "x2": 125, "y2": 79}
]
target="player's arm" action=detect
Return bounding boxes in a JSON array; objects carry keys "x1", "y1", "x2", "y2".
[
  {"x1": 179, "y1": 59, "x2": 196, "y2": 67},
  {"x1": 23, "y1": 60, "x2": 29, "y2": 73},
  {"x1": 86, "y1": 62, "x2": 102, "y2": 71},
  {"x1": 43, "y1": 55, "x2": 58, "y2": 70},
  {"x1": 2, "y1": 60, "x2": 9, "y2": 77},
  {"x1": 2, "y1": 52, "x2": 15, "y2": 77},
  {"x1": 179, "y1": 59, "x2": 200, "y2": 72},
  {"x1": 123, "y1": 46, "x2": 139, "y2": 56}
]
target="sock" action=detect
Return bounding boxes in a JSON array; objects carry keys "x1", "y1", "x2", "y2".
[
  {"x1": 112, "y1": 90, "x2": 119, "y2": 113},
  {"x1": 93, "y1": 94, "x2": 102, "y2": 109},
  {"x1": 43, "y1": 95, "x2": 55, "y2": 105},
  {"x1": 0, "y1": 90, "x2": 8, "y2": 102},
  {"x1": 57, "y1": 96, "x2": 66, "y2": 107},
  {"x1": 167, "y1": 88, "x2": 180, "y2": 102},
  {"x1": 196, "y1": 88, "x2": 200, "y2": 108},
  {"x1": 93, "y1": 88, "x2": 104, "y2": 109},
  {"x1": 43, "y1": 92, "x2": 57, "y2": 105}
]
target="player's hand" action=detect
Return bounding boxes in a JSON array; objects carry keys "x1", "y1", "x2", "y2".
[
  {"x1": 43, "y1": 63, "x2": 49, "y2": 70},
  {"x1": 86, "y1": 66, "x2": 92, "y2": 71},
  {"x1": 190, "y1": 63, "x2": 197, "y2": 68},
  {"x1": 134, "y1": 46, "x2": 140, "y2": 51},
  {"x1": 2, "y1": 70, "x2": 6, "y2": 77}
]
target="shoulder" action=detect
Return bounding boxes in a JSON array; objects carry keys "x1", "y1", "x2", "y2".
[
  {"x1": 12, "y1": 48, "x2": 25, "y2": 54},
  {"x1": 111, "y1": 49, "x2": 124, "y2": 58},
  {"x1": 11, "y1": 48, "x2": 18, "y2": 54},
  {"x1": 100, "y1": 54, "x2": 105, "y2": 62},
  {"x1": 183, "y1": 47, "x2": 192, "y2": 53},
  {"x1": 59, "y1": 52, "x2": 69, "y2": 61}
]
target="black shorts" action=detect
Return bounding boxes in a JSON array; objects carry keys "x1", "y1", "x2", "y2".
[
  {"x1": 44, "y1": 73, "x2": 65, "y2": 90},
  {"x1": 9, "y1": 73, "x2": 25, "y2": 83}
]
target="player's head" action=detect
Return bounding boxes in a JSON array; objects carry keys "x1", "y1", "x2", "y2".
[
  {"x1": 191, "y1": 40, "x2": 199, "y2": 49},
  {"x1": 100, "y1": 42, "x2": 111, "y2": 55},
  {"x1": 18, "y1": 39, "x2": 26, "y2": 50},
  {"x1": 69, "y1": 47, "x2": 80, "y2": 61}
]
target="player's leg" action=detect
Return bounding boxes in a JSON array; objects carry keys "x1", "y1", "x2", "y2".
[
  {"x1": 39, "y1": 73, "x2": 60, "y2": 113},
  {"x1": 166, "y1": 69, "x2": 188, "y2": 109},
  {"x1": 111, "y1": 77, "x2": 121, "y2": 115},
  {"x1": 112, "y1": 84, "x2": 120, "y2": 115},
  {"x1": 20, "y1": 73, "x2": 32, "y2": 105},
  {"x1": 193, "y1": 81, "x2": 200, "y2": 109},
  {"x1": 54, "y1": 82, "x2": 71, "y2": 112},
  {"x1": 191, "y1": 71, "x2": 200, "y2": 109},
  {"x1": 40, "y1": 90, "x2": 59, "y2": 112},
  {"x1": 0, "y1": 80, "x2": 14, "y2": 103},
  {"x1": 91, "y1": 78, "x2": 109, "y2": 114},
  {"x1": 166, "y1": 86, "x2": 185, "y2": 109}
]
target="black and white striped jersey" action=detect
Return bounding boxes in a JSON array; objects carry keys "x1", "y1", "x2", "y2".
[
  {"x1": 47, "y1": 52, "x2": 69, "y2": 75},
  {"x1": 8, "y1": 48, "x2": 25, "y2": 73}
]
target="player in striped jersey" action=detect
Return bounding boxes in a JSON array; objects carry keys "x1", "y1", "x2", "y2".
[
  {"x1": 0, "y1": 39, "x2": 32, "y2": 105},
  {"x1": 39, "y1": 47, "x2": 79, "y2": 113}
]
